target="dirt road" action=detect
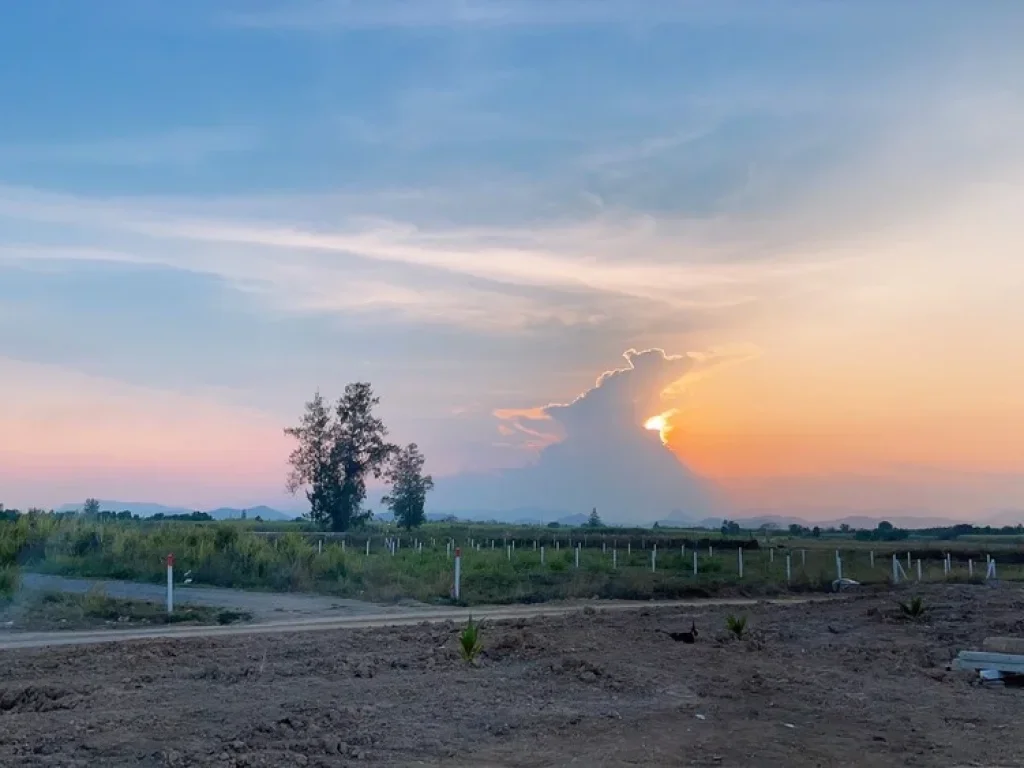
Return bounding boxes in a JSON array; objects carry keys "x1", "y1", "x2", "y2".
[
  {"x1": 1, "y1": 583, "x2": 1022, "y2": 767},
  {"x1": 0, "y1": 595, "x2": 815, "y2": 651},
  {"x1": 19, "y1": 573, "x2": 409, "y2": 622}
]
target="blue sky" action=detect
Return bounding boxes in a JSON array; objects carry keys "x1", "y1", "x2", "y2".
[{"x1": 2, "y1": 1, "x2": 1023, "y2": 515}]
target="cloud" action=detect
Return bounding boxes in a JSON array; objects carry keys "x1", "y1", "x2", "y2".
[
  {"x1": 431, "y1": 348, "x2": 727, "y2": 521},
  {"x1": 226, "y1": 0, "x2": 867, "y2": 31},
  {"x1": 0, "y1": 127, "x2": 260, "y2": 169}
]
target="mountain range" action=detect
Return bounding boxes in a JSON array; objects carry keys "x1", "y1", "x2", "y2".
[{"x1": 56, "y1": 501, "x2": 295, "y2": 521}]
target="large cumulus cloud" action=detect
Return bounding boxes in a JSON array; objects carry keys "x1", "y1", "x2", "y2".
[{"x1": 431, "y1": 349, "x2": 723, "y2": 522}]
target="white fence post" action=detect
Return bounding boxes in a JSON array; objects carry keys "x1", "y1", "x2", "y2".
[
  {"x1": 166, "y1": 553, "x2": 174, "y2": 614},
  {"x1": 870, "y1": 550, "x2": 874, "y2": 568},
  {"x1": 366, "y1": 539, "x2": 371, "y2": 556},
  {"x1": 692, "y1": 550, "x2": 698, "y2": 575},
  {"x1": 785, "y1": 553, "x2": 792, "y2": 584},
  {"x1": 917, "y1": 559, "x2": 922, "y2": 582},
  {"x1": 575, "y1": 545, "x2": 580, "y2": 569},
  {"x1": 738, "y1": 547, "x2": 744, "y2": 579},
  {"x1": 969, "y1": 559, "x2": 974, "y2": 578},
  {"x1": 835, "y1": 550, "x2": 843, "y2": 581},
  {"x1": 769, "y1": 547, "x2": 774, "y2": 564},
  {"x1": 453, "y1": 548, "x2": 462, "y2": 600},
  {"x1": 651, "y1": 545, "x2": 657, "y2": 572},
  {"x1": 987, "y1": 558, "x2": 997, "y2": 580},
  {"x1": 318, "y1": 539, "x2": 323, "y2": 555},
  {"x1": 612, "y1": 548, "x2": 617, "y2": 569},
  {"x1": 892, "y1": 554, "x2": 899, "y2": 584},
  {"x1": 507, "y1": 545, "x2": 512, "y2": 561},
  {"x1": 540, "y1": 546, "x2": 545, "y2": 565}
]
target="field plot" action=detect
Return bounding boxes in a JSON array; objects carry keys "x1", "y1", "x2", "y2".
[{"x1": 1, "y1": 583, "x2": 1022, "y2": 767}]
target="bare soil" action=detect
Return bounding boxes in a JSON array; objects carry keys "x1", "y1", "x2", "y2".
[{"x1": 1, "y1": 583, "x2": 1023, "y2": 767}]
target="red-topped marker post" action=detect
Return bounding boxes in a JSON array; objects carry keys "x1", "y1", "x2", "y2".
[{"x1": 166, "y1": 553, "x2": 174, "y2": 614}]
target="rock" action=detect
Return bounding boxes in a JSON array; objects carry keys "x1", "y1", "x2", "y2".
[{"x1": 579, "y1": 670, "x2": 597, "y2": 683}]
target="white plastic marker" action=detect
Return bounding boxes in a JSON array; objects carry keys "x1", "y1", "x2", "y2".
[
  {"x1": 628, "y1": 542, "x2": 631, "y2": 555},
  {"x1": 540, "y1": 546, "x2": 545, "y2": 565},
  {"x1": 507, "y1": 545, "x2": 512, "y2": 561},
  {"x1": 709, "y1": 545, "x2": 713, "y2": 558},
  {"x1": 870, "y1": 550, "x2": 875, "y2": 568},
  {"x1": 612, "y1": 548, "x2": 617, "y2": 569},
  {"x1": 907, "y1": 551, "x2": 912, "y2": 570},
  {"x1": 835, "y1": 551, "x2": 843, "y2": 581},
  {"x1": 575, "y1": 546, "x2": 580, "y2": 569},
  {"x1": 738, "y1": 547, "x2": 744, "y2": 579},
  {"x1": 453, "y1": 548, "x2": 462, "y2": 600},
  {"x1": 892, "y1": 554, "x2": 900, "y2": 584},
  {"x1": 318, "y1": 539, "x2": 323, "y2": 555},
  {"x1": 366, "y1": 539, "x2": 370, "y2": 556},
  {"x1": 603, "y1": 542, "x2": 607, "y2": 553},
  {"x1": 917, "y1": 559, "x2": 922, "y2": 582},
  {"x1": 987, "y1": 558, "x2": 997, "y2": 580},
  {"x1": 969, "y1": 559, "x2": 974, "y2": 578},
  {"x1": 651, "y1": 545, "x2": 657, "y2": 572},
  {"x1": 446, "y1": 541, "x2": 451, "y2": 559},
  {"x1": 693, "y1": 550, "x2": 698, "y2": 575},
  {"x1": 681, "y1": 543, "x2": 685, "y2": 558},
  {"x1": 786, "y1": 553, "x2": 792, "y2": 584},
  {"x1": 769, "y1": 548, "x2": 774, "y2": 564},
  {"x1": 166, "y1": 553, "x2": 174, "y2": 614}
]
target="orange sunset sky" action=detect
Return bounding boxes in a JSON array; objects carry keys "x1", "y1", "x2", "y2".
[{"x1": 1, "y1": 2, "x2": 1023, "y2": 520}]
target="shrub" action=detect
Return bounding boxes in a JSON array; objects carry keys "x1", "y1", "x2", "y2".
[
  {"x1": 0, "y1": 565, "x2": 19, "y2": 600},
  {"x1": 726, "y1": 614, "x2": 747, "y2": 639},
  {"x1": 898, "y1": 596, "x2": 926, "y2": 619},
  {"x1": 459, "y1": 616, "x2": 482, "y2": 663}
]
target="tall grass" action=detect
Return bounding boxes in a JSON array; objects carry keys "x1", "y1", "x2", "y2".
[{"x1": 2, "y1": 514, "x2": 1020, "y2": 606}]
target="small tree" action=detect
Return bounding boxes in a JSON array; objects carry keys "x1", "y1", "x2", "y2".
[
  {"x1": 587, "y1": 508, "x2": 603, "y2": 528},
  {"x1": 83, "y1": 498, "x2": 101, "y2": 516},
  {"x1": 285, "y1": 384, "x2": 397, "y2": 531},
  {"x1": 382, "y1": 443, "x2": 434, "y2": 530}
]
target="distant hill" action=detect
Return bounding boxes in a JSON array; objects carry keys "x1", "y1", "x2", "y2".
[
  {"x1": 57, "y1": 501, "x2": 294, "y2": 521},
  {"x1": 57, "y1": 500, "x2": 191, "y2": 516},
  {"x1": 697, "y1": 512, "x2": 964, "y2": 531},
  {"x1": 205, "y1": 506, "x2": 294, "y2": 521}
]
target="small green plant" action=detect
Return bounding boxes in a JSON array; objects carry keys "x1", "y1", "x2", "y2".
[
  {"x1": 459, "y1": 615, "x2": 482, "y2": 662},
  {"x1": 898, "y1": 595, "x2": 926, "y2": 619},
  {"x1": 725, "y1": 614, "x2": 747, "y2": 639},
  {"x1": 0, "y1": 565, "x2": 20, "y2": 601}
]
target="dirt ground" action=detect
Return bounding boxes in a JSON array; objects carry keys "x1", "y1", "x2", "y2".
[{"x1": 0, "y1": 583, "x2": 1022, "y2": 768}]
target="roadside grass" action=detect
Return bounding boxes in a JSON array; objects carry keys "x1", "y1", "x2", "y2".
[{"x1": 0, "y1": 588, "x2": 251, "y2": 631}]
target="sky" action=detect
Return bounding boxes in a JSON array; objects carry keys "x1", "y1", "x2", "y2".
[{"x1": 1, "y1": 1, "x2": 1023, "y2": 520}]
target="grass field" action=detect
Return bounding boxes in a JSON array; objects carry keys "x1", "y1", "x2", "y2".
[{"x1": 1, "y1": 513, "x2": 1021, "y2": 605}]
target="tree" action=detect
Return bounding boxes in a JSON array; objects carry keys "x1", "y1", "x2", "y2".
[
  {"x1": 382, "y1": 443, "x2": 434, "y2": 530},
  {"x1": 811, "y1": 525, "x2": 821, "y2": 538},
  {"x1": 587, "y1": 508, "x2": 603, "y2": 528},
  {"x1": 83, "y1": 498, "x2": 100, "y2": 516},
  {"x1": 839, "y1": 523, "x2": 851, "y2": 533},
  {"x1": 285, "y1": 384, "x2": 397, "y2": 531}
]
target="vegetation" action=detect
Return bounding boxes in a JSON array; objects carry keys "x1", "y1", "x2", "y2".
[
  {"x1": 459, "y1": 616, "x2": 482, "y2": 662},
  {"x1": 1, "y1": 503, "x2": 1022, "y2": 607},
  {"x1": 726, "y1": 614, "x2": 748, "y2": 639},
  {"x1": 898, "y1": 596, "x2": 926, "y2": 619},
  {"x1": 2, "y1": 588, "x2": 250, "y2": 630},
  {"x1": 382, "y1": 443, "x2": 434, "y2": 530},
  {"x1": 0, "y1": 565, "x2": 18, "y2": 600},
  {"x1": 587, "y1": 508, "x2": 603, "y2": 528}
]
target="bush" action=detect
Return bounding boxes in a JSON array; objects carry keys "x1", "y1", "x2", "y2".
[
  {"x1": 0, "y1": 565, "x2": 19, "y2": 600},
  {"x1": 726, "y1": 614, "x2": 747, "y2": 639}
]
